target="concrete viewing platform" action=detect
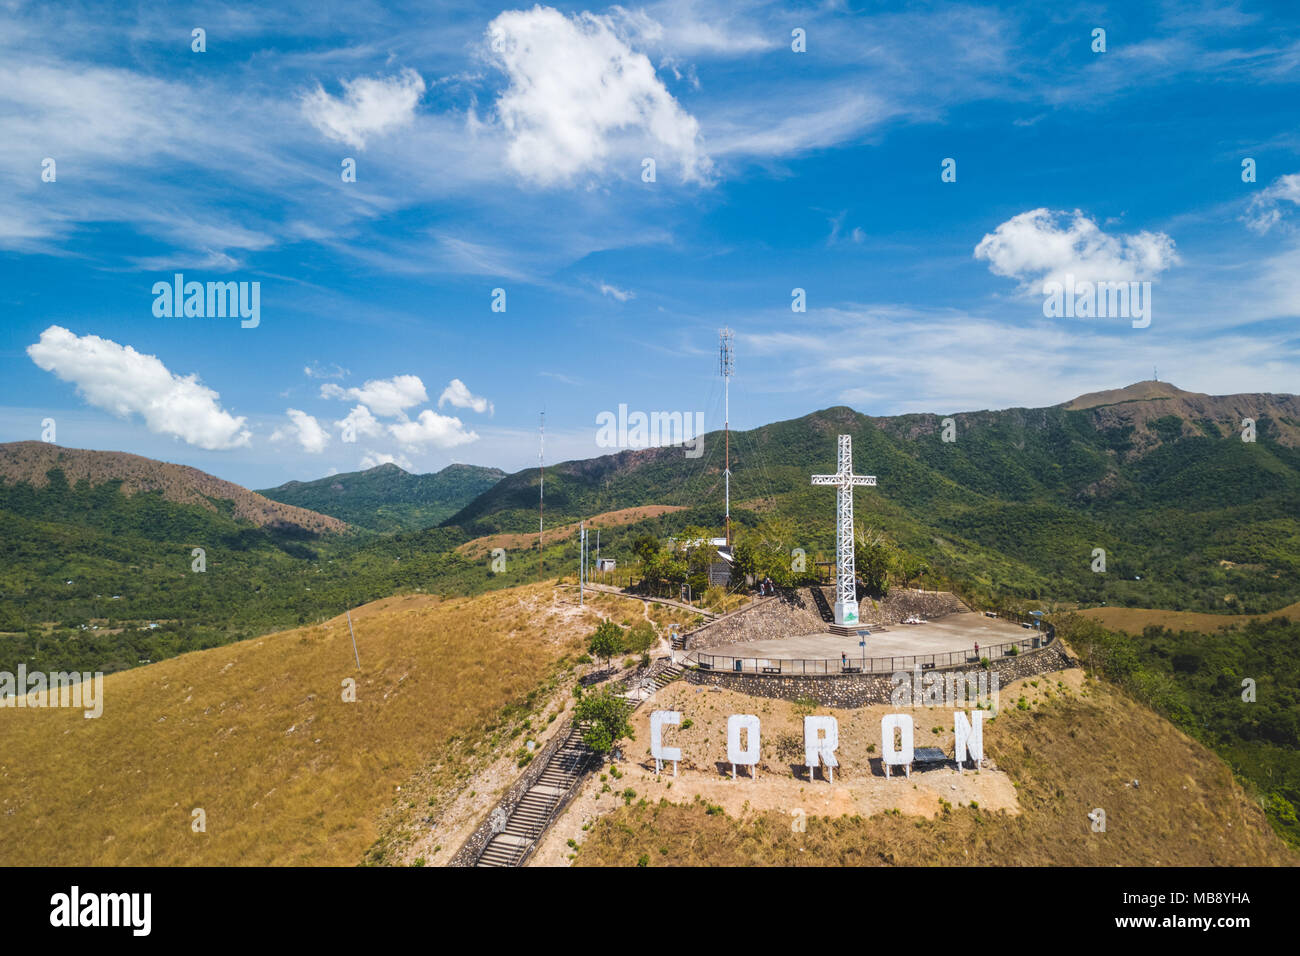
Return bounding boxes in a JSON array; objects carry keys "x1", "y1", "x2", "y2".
[{"x1": 686, "y1": 612, "x2": 1039, "y2": 669}]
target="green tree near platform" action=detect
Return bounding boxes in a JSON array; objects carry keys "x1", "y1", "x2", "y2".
[
  {"x1": 575, "y1": 687, "x2": 633, "y2": 756},
  {"x1": 587, "y1": 619, "x2": 625, "y2": 666},
  {"x1": 855, "y1": 525, "x2": 898, "y2": 597}
]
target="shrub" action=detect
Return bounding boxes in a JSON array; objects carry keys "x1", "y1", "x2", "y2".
[
  {"x1": 575, "y1": 687, "x2": 633, "y2": 755},
  {"x1": 773, "y1": 731, "x2": 804, "y2": 764}
]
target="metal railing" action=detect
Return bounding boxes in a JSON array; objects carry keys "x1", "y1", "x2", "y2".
[{"x1": 693, "y1": 617, "x2": 1055, "y2": 676}]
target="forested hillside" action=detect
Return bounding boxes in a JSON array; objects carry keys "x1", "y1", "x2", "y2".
[{"x1": 260, "y1": 461, "x2": 504, "y2": 531}]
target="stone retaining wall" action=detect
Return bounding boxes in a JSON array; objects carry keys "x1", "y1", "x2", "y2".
[{"x1": 683, "y1": 640, "x2": 1074, "y2": 708}]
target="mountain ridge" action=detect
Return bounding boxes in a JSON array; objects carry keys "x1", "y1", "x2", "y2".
[
  {"x1": 0, "y1": 441, "x2": 346, "y2": 534},
  {"x1": 259, "y1": 460, "x2": 506, "y2": 531}
]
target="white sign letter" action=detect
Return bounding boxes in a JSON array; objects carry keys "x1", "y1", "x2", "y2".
[
  {"x1": 881, "y1": 713, "x2": 914, "y2": 779},
  {"x1": 727, "y1": 714, "x2": 761, "y2": 779},
  {"x1": 650, "y1": 710, "x2": 681, "y2": 775},
  {"x1": 804, "y1": 715, "x2": 839, "y2": 783}
]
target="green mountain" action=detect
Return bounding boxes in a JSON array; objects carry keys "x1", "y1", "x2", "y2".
[
  {"x1": 260, "y1": 462, "x2": 505, "y2": 532},
  {"x1": 443, "y1": 381, "x2": 1300, "y2": 614},
  {"x1": 0, "y1": 448, "x2": 492, "y2": 676}
]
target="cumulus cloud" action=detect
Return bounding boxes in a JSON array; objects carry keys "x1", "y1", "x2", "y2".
[
  {"x1": 437, "y1": 379, "x2": 494, "y2": 415},
  {"x1": 301, "y1": 68, "x2": 426, "y2": 149},
  {"x1": 1244, "y1": 173, "x2": 1300, "y2": 234},
  {"x1": 334, "y1": 404, "x2": 385, "y2": 441},
  {"x1": 974, "y1": 208, "x2": 1179, "y2": 291},
  {"x1": 359, "y1": 450, "x2": 414, "y2": 471},
  {"x1": 271, "y1": 409, "x2": 330, "y2": 453},
  {"x1": 487, "y1": 6, "x2": 710, "y2": 184},
  {"x1": 26, "y1": 325, "x2": 250, "y2": 450},
  {"x1": 388, "y1": 409, "x2": 479, "y2": 450},
  {"x1": 321, "y1": 375, "x2": 428, "y2": 417}
]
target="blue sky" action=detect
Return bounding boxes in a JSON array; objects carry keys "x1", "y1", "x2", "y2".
[{"x1": 2, "y1": 0, "x2": 1299, "y2": 488}]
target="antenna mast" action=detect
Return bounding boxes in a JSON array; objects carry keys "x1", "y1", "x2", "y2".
[
  {"x1": 719, "y1": 328, "x2": 734, "y2": 548},
  {"x1": 539, "y1": 411, "x2": 545, "y2": 581}
]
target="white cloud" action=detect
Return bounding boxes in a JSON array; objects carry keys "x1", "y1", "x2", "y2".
[
  {"x1": 438, "y1": 379, "x2": 494, "y2": 415},
  {"x1": 487, "y1": 6, "x2": 710, "y2": 184},
  {"x1": 26, "y1": 325, "x2": 250, "y2": 450},
  {"x1": 599, "y1": 281, "x2": 634, "y2": 301},
  {"x1": 271, "y1": 409, "x2": 330, "y2": 453},
  {"x1": 974, "y1": 208, "x2": 1179, "y2": 291},
  {"x1": 359, "y1": 450, "x2": 414, "y2": 471},
  {"x1": 388, "y1": 409, "x2": 479, "y2": 450},
  {"x1": 320, "y1": 374, "x2": 428, "y2": 417},
  {"x1": 301, "y1": 68, "x2": 426, "y2": 149},
  {"x1": 1244, "y1": 173, "x2": 1300, "y2": 234},
  {"x1": 304, "y1": 361, "x2": 350, "y2": 380},
  {"x1": 334, "y1": 404, "x2": 385, "y2": 440}
]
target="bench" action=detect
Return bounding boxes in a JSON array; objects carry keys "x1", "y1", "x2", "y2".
[{"x1": 759, "y1": 658, "x2": 781, "y2": 674}]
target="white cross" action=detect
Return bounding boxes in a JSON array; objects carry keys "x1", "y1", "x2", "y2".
[{"x1": 811, "y1": 435, "x2": 876, "y2": 626}]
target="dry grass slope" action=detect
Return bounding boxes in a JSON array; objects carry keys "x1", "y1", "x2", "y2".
[
  {"x1": 456, "y1": 505, "x2": 686, "y2": 558},
  {"x1": 1075, "y1": 602, "x2": 1300, "y2": 635},
  {"x1": 0, "y1": 582, "x2": 670, "y2": 866}
]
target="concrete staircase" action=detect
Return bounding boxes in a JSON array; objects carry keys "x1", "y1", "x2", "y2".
[
  {"x1": 476, "y1": 722, "x2": 596, "y2": 867},
  {"x1": 649, "y1": 662, "x2": 683, "y2": 691},
  {"x1": 473, "y1": 663, "x2": 684, "y2": 867}
]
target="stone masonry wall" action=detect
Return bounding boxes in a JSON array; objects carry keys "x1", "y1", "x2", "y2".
[{"x1": 683, "y1": 640, "x2": 1074, "y2": 708}]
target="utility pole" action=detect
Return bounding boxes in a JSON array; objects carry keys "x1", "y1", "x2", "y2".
[
  {"x1": 720, "y1": 328, "x2": 734, "y2": 548},
  {"x1": 579, "y1": 520, "x2": 586, "y2": 607}
]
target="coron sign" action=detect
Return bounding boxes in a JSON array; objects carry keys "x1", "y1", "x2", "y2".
[{"x1": 650, "y1": 710, "x2": 988, "y2": 780}]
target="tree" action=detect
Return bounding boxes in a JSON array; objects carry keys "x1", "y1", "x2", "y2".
[
  {"x1": 575, "y1": 687, "x2": 633, "y2": 756},
  {"x1": 631, "y1": 534, "x2": 659, "y2": 566},
  {"x1": 855, "y1": 526, "x2": 896, "y2": 597},
  {"x1": 625, "y1": 620, "x2": 656, "y2": 654},
  {"x1": 899, "y1": 555, "x2": 929, "y2": 588},
  {"x1": 587, "y1": 619, "x2": 625, "y2": 666}
]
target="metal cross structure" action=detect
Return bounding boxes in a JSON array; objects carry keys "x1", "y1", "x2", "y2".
[{"x1": 810, "y1": 434, "x2": 876, "y2": 626}]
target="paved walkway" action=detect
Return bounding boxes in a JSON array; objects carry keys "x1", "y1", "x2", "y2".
[{"x1": 687, "y1": 613, "x2": 1034, "y2": 662}]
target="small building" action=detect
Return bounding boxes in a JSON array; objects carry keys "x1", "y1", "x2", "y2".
[{"x1": 596, "y1": 558, "x2": 616, "y2": 573}]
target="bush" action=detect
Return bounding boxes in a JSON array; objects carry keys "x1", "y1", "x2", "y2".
[
  {"x1": 575, "y1": 687, "x2": 633, "y2": 755},
  {"x1": 625, "y1": 620, "x2": 656, "y2": 654},
  {"x1": 587, "y1": 620, "x2": 625, "y2": 664},
  {"x1": 773, "y1": 731, "x2": 804, "y2": 764}
]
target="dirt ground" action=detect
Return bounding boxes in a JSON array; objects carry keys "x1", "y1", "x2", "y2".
[{"x1": 529, "y1": 672, "x2": 1077, "y2": 866}]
